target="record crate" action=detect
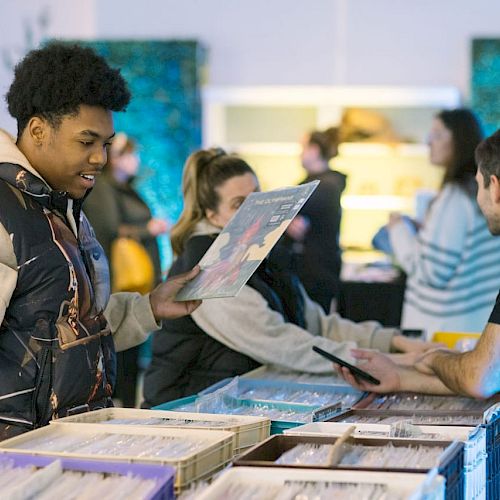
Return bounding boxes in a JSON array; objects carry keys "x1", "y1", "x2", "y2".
[
  {"x1": 0, "y1": 451, "x2": 175, "y2": 499},
  {"x1": 0, "y1": 423, "x2": 234, "y2": 492},
  {"x1": 195, "y1": 466, "x2": 445, "y2": 499},
  {"x1": 52, "y1": 407, "x2": 270, "y2": 455},
  {"x1": 285, "y1": 421, "x2": 486, "y2": 499},
  {"x1": 233, "y1": 434, "x2": 463, "y2": 499}
]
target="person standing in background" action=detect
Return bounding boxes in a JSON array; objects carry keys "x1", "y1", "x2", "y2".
[
  {"x1": 286, "y1": 127, "x2": 346, "y2": 312},
  {"x1": 388, "y1": 109, "x2": 500, "y2": 336},
  {"x1": 85, "y1": 133, "x2": 168, "y2": 285},
  {"x1": 85, "y1": 133, "x2": 169, "y2": 407},
  {"x1": 335, "y1": 129, "x2": 500, "y2": 400}
]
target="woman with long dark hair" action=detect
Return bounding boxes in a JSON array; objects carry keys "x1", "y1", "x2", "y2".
[{"x1": 389, "y1": 109, "x2": 500, "y2": 335}]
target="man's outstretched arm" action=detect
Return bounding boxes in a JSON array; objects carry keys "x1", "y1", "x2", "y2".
[
  {"x1": 337, "y1": 349, "x2": 455, "y2": 395},
  {"x1": 416, "y1": 322, "x2": 500, "y2": 399}
]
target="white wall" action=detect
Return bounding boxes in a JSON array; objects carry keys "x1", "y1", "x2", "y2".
[
  {"x1": 0, "y1": 0, "x2": 96, "y2": 131},
  {"x1": 341, "y1": 0, "x2": 500, "y2": 92},
  {"x1": 96, "y1": 0, "x2": 339, "y2": 85},
  {"x1": 1, "y1": 0, "x2": 499, "y2": 132},
  {"x1": 95, "y1": 0, "x2": 500, "y2": 94}
]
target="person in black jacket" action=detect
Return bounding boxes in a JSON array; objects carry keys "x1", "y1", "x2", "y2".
[
  {"x1": 286, "y1": 127, "x2": 346, "y2": 312},
  {"x1": 85, "y1": 133, "x2": 169, "y2": 407}
]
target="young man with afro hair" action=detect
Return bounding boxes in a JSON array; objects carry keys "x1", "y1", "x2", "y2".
[{"x1": 0, "y1": 42, "x2": 200, "y2": 439}]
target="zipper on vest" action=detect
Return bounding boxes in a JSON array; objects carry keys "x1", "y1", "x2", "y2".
[{"x1": 32, "y1": 348, "x2": 53, "y2": 427}]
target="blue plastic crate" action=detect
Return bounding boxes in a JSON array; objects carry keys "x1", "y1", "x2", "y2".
[
  {"x1": 200, "y1": 377, "x2": 363, "y2": 396},
  {"x1": 198, "y1": 377, "x2": 365, "y2": 408},
  {"x1": 154, "y1": 396, "x2": 343, "y2": 434},
  {"x1": 445, "y1": 472, "x2": 464, "y2": 500},
  {"x1": 154, "y1": 392, "x2": 330, "y2": 416},
  {"x1": 154, "y1": 396, "x2": 312, "y2": 434},
  {"x1": 482, "y1": 409, "x2": 500, "y2": 500},
  {"x1": 437, "y1": 441, "x2": 464, "y2": 500},
  {"x1": 152, "y1": 377, "x2": 357, "y2": 435}
]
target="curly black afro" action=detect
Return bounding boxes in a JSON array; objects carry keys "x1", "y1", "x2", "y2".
[{"x1": 6, "y1": 42, "x2": 131, "y2": 134}]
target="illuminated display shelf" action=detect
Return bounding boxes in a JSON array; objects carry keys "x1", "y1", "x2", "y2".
[{"x1": 202, "y1": 85, "x2": 460, "y2": 248}]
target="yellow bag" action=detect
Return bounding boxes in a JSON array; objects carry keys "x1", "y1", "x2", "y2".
[{"x1": 111, "y1": 237, "x2": 154, "y2": 294}]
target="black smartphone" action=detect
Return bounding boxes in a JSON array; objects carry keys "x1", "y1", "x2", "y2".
[
  {"x1": 401, "y1": 329, "x2": 424, "y2": 339},
  {"x1": 312, "y1": 345, "x2": 381, "y2": 385}
]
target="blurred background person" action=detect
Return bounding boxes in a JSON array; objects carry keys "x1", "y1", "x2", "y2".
[
  {"x1": 85, "y1": 133, "x2": 167, "y2": 282},
  {"x1": 388, "y1": 109, "x2": 500, "y2": 337},
  {"x1": 285, "y1": 127, "x2": 346, "y2": 312},
  {"x1": 85, "y1": 132, "x2": 169, "y2": 407}
]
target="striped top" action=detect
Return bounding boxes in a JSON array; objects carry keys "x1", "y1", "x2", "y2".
[{"x1": 389, "y1": 183, "x2": 500, "y2": 337}]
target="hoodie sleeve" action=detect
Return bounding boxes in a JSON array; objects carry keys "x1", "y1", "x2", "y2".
[
  {"x1": 0, "y1": 222, "x2": 18, "y2": 325},
  {"x1": 104, "y1": 292, "x2": 161, "y2": 352},
  {"x1": 191, "y1": 284, "x2": 396, "y2": 374},
  {"x1": 301, "y1": 286, "x2": 398, "y2": 352}
]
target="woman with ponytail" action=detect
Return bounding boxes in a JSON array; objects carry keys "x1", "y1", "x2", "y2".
[{"x1": 143, "y1": 148, "x2": 437, "y2": 406}]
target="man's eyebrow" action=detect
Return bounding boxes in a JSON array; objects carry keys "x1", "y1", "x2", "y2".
[{"x1": 79, "y1": 130, "x2": 116, "y2": 140}]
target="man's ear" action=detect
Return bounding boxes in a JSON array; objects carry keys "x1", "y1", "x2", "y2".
[
  {"x1": 490, "y1": 175, "x2": 500, "y2": 204},
  {"x1": 26, "y1": 116, "x2": 49, "y2": 146}
]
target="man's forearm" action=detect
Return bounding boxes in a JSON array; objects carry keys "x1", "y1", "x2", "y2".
[
  {"x1": 425, "y1": 350, "x2": 470, "y2": 395},
  {"x1": 399, "y1": 365, "x2": 455, "y2": 395},
  {"x1": 422, "y1": 349, "x2": 498, "y2": 398},
  {"x1": 419, "y1": 323, "x2": 500, "y2": 399}
]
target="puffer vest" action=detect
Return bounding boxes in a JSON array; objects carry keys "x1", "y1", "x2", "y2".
[
  {"x1": 0, "y1": 163, "x2": 115, "y2": 437},
  {"x1": 143, "y1": 233, "x2": 306, "y2": 407}
]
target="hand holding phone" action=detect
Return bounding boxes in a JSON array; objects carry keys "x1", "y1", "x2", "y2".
[{"x1": 312, "y1": 345, "x2": 381, "y2": 386}]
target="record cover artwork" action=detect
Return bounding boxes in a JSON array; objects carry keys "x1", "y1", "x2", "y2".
[{"x1": 176, "y1": 181, "x2": 319, "y2": 300}]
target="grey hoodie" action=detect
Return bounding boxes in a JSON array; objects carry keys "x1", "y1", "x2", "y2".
[{"x1": 190, "y1": 220, "x2": 399, "y2": 373}]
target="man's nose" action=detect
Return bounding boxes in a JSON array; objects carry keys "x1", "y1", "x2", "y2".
[{"x1": 89, "y1": 147, "x2": 107, "y2": 167}]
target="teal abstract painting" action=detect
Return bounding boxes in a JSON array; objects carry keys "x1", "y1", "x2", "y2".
[
  {"x1": 472, "y1": 39, "x2": 500, "y2": 136},
  {"x1": 72, "y1": 40, "x2": 204, "y2": 269}
]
